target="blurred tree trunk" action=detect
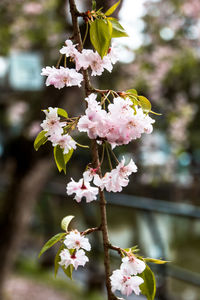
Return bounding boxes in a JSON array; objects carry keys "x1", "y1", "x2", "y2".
[{"x1": 0, "y1": 156, "x2": 53, "y2": 299}]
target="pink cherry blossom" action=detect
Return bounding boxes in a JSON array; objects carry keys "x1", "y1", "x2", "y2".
[
  {"x1": 66, "y1": 178, "x2": 99, "y2": 203},
  {"x1": 83, "y1": 168, "x2": 98, "y2": 182},
  {"x1": 59, "y1": 248, "x2": 89, "y2": 270},
  {"x1": 41, "y1": 66, "x2": 83, "y2": 89},
  {"x1": 78, "y1": 95, "x2": 155, "y2": 148},
  {"x1": 64, "y1": 230, "x2": 91, "y2": 251},
  {"x1": 93, "y1": 158, "x2": 137, "y2": 193},
  {"x1": 75, "y1": 49, "x2": 94, "y2": 71},
  {"x1": 41, "y1": 66, "x2": 57, "y2": 76},
  {"x1": 51, "y1": 133, "x2": 76, "y2": 154},
  {"x1": 60, "y1": 39, "x2": 79, "y2": 59},
  {"x1": 75, "y1": 47, "x2": 118, "y2": 75},
  {"x1": 77, "y1": 93, "x2": 107, "y2": 139},
  {"x1": 40, "y1": 107, "x2": 65, "y2": 137},
  {"x1": 106, "y1": 98, "x2": 155, "y2": 148},
  {"x1": 121, "y1": 256, "x2": 146, "y2": 276},
  {"x1": 110, "y1": 269, "x2": 144, "y2": 296},
  {"x1": 107, "y1": 46, "x2": 119, "y2": 64}
]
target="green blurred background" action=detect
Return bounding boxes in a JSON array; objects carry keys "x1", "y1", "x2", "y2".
[{"x1": 0, "y1": 0, "x2": 200, "y2": 299}]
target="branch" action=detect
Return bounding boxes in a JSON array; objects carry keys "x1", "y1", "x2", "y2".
[
  {"x1": 82, "y1": 226, "x2": 101, "y2": 236},
  {"x1": 108, "y1": 244, "x2": 127, "y2": 256},
  {"x1": 68, "y1": 1, "x2": 118, "y2": 299}
]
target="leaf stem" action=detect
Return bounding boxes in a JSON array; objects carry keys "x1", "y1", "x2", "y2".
[
  {"x1": 56, "y1": 54, "x2": 63, "y2": 68},
  {"x1": 107, "y1": 144, "x2": 119, "y2": 164},
  {"x1": 82, "y1": 22, "x2": 89, "y2": 46},
  {"x1": 100, "y1": 143, "x2": 105, "y2": 165},
  {"x1": 64, "y1": 55, "x2": 67, "y2": 68},
  {"x1": 105, "y1": 143, "x2": 113, "y2": 170}
]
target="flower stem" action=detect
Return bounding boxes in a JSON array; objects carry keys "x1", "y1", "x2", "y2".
[
  {"x1": 105, "y1": 143, "x2": 113, "y2": 170},
  {"x1": 56, "y1": 54, "x2": 63, "y2": 68},
  {"x1": 82, "y1": 22, "x2": 89, "y2": 46}
]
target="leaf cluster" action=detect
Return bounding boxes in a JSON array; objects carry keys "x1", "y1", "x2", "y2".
[
  {"x1": 89, "y1": 1, "x2": 128, "y2": 58},
  {"x1": 38, "y1": 215, "x2": 75, "y2": 280}
]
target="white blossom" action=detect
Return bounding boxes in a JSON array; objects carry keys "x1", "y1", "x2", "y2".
[
  {"x1": 110, "y1": 269, "x2": 144, "y2": 296},
  {"x1": 66, "y1": 178, "x2": 99, "y2": 203},
  {"x1": 51, "y1": 133, "x2": 76, "y2": 154},
  {"x1": 93, "y1": 158, "x2": 137, "y2": 193},
  {"x1": 41, "y1": 66, "x2": 83, "y2": 89},
  {"x1": 59, "y1": 248, "x2": 89, "y2": 270},
  {"x1": 121, "y1": 256, "x2": 146, "y2": 276},
  {"x1": 40, "y1": 107, "x2": 65, "y2": 137},
  {"x1": 59, "y1": 39, "x2": 79, "y2": 59},
  {"x1": 64, "y1": 230, "x2": 91, "y2": 251}
]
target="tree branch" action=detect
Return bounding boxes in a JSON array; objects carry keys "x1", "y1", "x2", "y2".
[
  {"x1": 82, "y1": 226, "x2": 101, "y2": 236},
  {"x1": 68, "y1": 1, "x2": 118, "y2": 299}
]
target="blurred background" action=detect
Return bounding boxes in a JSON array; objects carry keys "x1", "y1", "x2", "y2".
[{"x1": 0, "y1": 0, "x2": 200, "y2": 299}]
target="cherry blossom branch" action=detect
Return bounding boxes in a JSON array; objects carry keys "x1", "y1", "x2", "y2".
[
  {"x1": 91, "y1": 88, "x2": 125, "y2": 97},
  {"x1": 108, "y1": 244, "x2": 127, "y2": 256},
  {"x1": 81, "y1": 226, "x2": 101, "y2": 236},
  {"x1": 69, "y1": 1, "x2": 118, "y2": 300}
]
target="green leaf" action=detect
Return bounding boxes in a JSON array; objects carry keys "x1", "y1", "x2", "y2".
[
  {"x1": 54, "y1": 145, "x2": 66, "y2": 173},
  {"x1": 62, "y1": 265, "x2": 73, "y2": 280},
  {"x1": 126, "y1": 89, "x2": 138, "y2": 96},
  {"x1": 108, "y1": 18, "x2": 128, "y2": 38},
  {"x1": 105, "y1": 0, "x2": 120, "y2": 16},
  {"x1": 54, "y1": 244, "x2": 65, "y2": 277},
  {"x1": 140, "y1": 264, "x2": 156, "y2": 300},
  {"x1": 57, "y1": 108, "x2": 68, "y2": 119},
  {"x1": 38, "y1": 233, "x2": 66, "y2": 258},
  {"x1": 144, "y1": 258, "x2": 169, "y2": 264},
  {"x1": 90, "y1": 19, "x2": 113, "y2": 58},
  {"x1": 124, "y1": 246, "x2": 140, "y2": 253},
  {"x1": 138, "y1": 95, "x2": 152, "y2": 113},
  {"x1": 34, "y1": 130, "x2": 48, "y2": 151},
  {"x1": 61, "y1": 215, "x2": 74, "y2": 231},
  {"x1": 150, "y1": 110, "x2": 162, "y2": 116},
  {"x1": 92, "y1": 0, "x2": 96, "y2": 10},
  {"x1": 64, "y1": 148, "x2": 73, "y2": 164}
]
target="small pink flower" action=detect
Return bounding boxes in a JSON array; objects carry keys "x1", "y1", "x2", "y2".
[
  {"x1": 93, "y1": 157, "x2": 137, "y2": 193},
  {"x1": 41, "y1": 66, "x2": 83, "y2": 89},
  {"x1": 110, "y1": 269, "x2": 144, "y2": 296},
  {"x1": 83, "y1": 168, "x2": 98, "y2": 182},
  {"x1": 51, "y1": 134, "x2": 76, "y2": 154},
  {"x1": 66, "y1": 178, "x2": 99, "y2": 203},
  {"x1": 64, "y1": 230, "x2": 91, "y2": 251},
  {"x1": 59, "y1": 249, "x2": 89, "y2": 270},
  {"x1": 60, "y1": 39, "x2": 79, "y2": 59},
  {"x1": 121, "y1": 256, "x2": 146, "y2": 276},
  {"x1": 78, "y1": 95, "x2": 155, "y2": 148},
  {"x1": 40, "y1": 107, "x2": 65, "y2": 137}
]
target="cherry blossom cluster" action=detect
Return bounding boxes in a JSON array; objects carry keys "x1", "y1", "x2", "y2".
[
  {"x1": 60, "y1": 40, "x2": 118, "y2": 76},
  {"x1": 66, "y1": 157, "x2": 137, "y2": 202},
  {"x1": 110, "y1": 255, "x2": 146, "y2": 297},
  {"x1": 78, "y1": 93, "x2": 155, "y2": 148},
  {"x1": 40, "y1": 107, "x2": 76, "y2": 154},
  {"x1": 41, "y1": 40, "x2": 118, "y2": 89},
  {"x1": 59, "y1": 230, "x2": 91, "y2": 270},
  {"x1": 41, "y1": 66, "x2": 83, "y2": 89}
]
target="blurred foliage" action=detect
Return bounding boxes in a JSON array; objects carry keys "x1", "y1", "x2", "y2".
[{"x1": 121, "y1": 0, "x2": 200, "y2": 187}]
